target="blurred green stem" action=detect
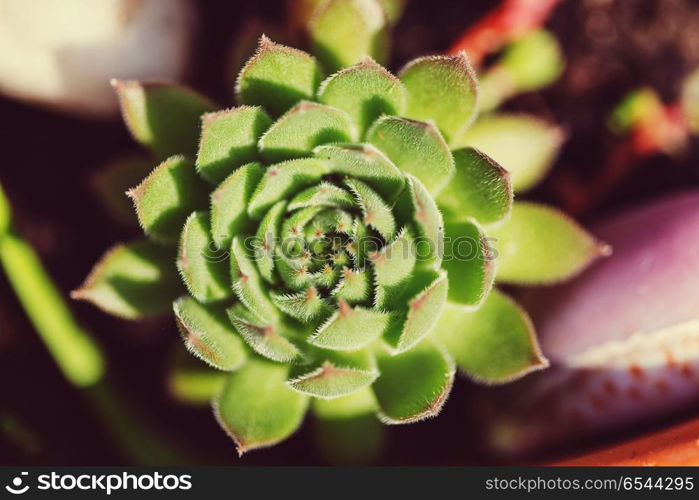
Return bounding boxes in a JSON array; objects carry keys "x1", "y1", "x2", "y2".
[
  {"x1": 0, "y1": 226, "x2": 105, "y2": 387},
  {"x1": 0, "y1": 181, "x2": 185, "y2": 464}
]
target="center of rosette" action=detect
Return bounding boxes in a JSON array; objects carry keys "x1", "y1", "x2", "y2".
[{"x1": 254, "y1": 172, "x2": 394, "y2": 306}]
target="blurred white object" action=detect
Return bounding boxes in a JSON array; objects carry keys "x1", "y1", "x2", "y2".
[{"x1": 0, "y1": 0, "x2": 193, "y2": 116}]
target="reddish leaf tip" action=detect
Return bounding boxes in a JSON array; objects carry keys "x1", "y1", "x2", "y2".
[
  {"x1": 69, "y1": 288, "x2": 87, "y2": 301},
  {"x1": 338, "y1": 299, "x2": 353, "y2": 317},
  {"x1": 598, "y1": 242, "x2": 613, "y2": 258}
]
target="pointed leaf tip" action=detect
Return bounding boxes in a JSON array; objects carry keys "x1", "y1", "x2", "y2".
[
  {"x1": 227, "y1": 304, "x2": 300, "y2": 363},
  {"x1": 73, "y1": 240, "x2": 181, "y2": 319},
  {"x1": 214, "y1": 358, "x2": 309, "y2": 455},
  {"x1": 128, "y1": 155, "x2": 209, "y2": 243},
  {"x1": 287, "y1": 352, "x2": 379, "y2": 399},
  {"x1": 433, "y1": 289, "x2": 548, "y2": 383},
  {"x1": 236, "y1": 36, "x2": 323, "y2": 116},
  {"x1": 310, "y1": 301, "x2": 392, "y2": 350},
  {"x1": 271, "y1": 287, "x2": 330, "y2": 323},
  {"x1": 488, "y1": 202, "x2": 610, "y2": 285}
]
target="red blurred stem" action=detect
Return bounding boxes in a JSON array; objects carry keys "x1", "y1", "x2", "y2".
[
  {"x1": 555, "y1": 416, "x2": 699, "y2": 465},
  {"x1": 556, "y1": 103, "x2": 690, "y2": 215},
  {"x1": 447, "y1": 0, "x2": 562, "y2": 65}
]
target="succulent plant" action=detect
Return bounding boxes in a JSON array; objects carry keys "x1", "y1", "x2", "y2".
[{"x1": 74, "y1": 0, "x2": 605, "y2": 458}]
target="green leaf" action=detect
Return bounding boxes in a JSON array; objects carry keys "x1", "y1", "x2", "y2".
[
  {"x1": 196, "y1": 106, "x2": 272, "y2": 185},
  {"x1": 497, "y1": 29, "x2": 563, "y2": 93},
  {"x1": 479, "y1": 29, "x2": 563, "y2": 112},
  {"x1": 366, "y1": 116, "x2": 454, "y2": 194},
  {"x1": 227, "y1": 304, "x2": 301, "y2": 363},
  {"x1": 276, "y1": 250, "x2": 315, "y2": 291},
  {"x1": 310, "y1": 300, "x2": 392, "y2": 350},
  {"x1": 344, "y1": 178, "x2": 396, "y2": 240},
  {"x1": 253, "y1": 201, "x2": 286, "y2": 284},
  {"x1": 397, "y1": 175, "x2": 444, "y2": 268},
  {"x1": 72, "y1": 240, "x2": 181, "y2": 319},
  {"x1": 312, "y1": 264, "x2": 340, "y2": 289},
  {"x1": 270, "y1": 286, "x2": 330, "y2": 323},
  {"x1": 288, "y1": 350, "x2": 378, "y2": 399},
  {"x1": 210, "y1": 162, "x2": 264, "y2": 250},
  {"x1": 348, "y1": 219, "x2": 369, "y2": 267},
  {"x1": 313, "y1": 143, "x2": 405, "y2": 202},
  {"x1": 384, "y1": 270, "x2": 448, "y2": 353},
  {"x1": 450, "y1": 114, "x2": 564, "y2": 192},
  {"x1": 432, "y1": 289, "x2": 548, "y2": 383},
  {"x1": 173, "y1": 296, "x2": 247, "y2": 371},
  {"x1": 309, "y1": 0, "x2": 388, "y2": 72},
  {"x1": 370, "y1": 228, "x2": 416, "y2": 309},
  {"x1": 281, "y1": 205, "x2": 325, "y2": 244},
  {"x1": 259, "y1": 102, "x2": 357, "y2": 163},
  {"x1": 112, "y1": 80, "x2": 215, "y2": 158},
  {"x1": 436, "y1": 148, "x2": 512, "y2": 225},
  {"x1": 214, "y1": 358, "x2": 309, "y2": 455},
  {"x1": 236, "y1": 36, "x2": 323, "y2": 116},
  {"x1": 317, "y1": 58, "x2": 407, "y2": 134},
  {"x1": 399, "y1": 53, "x2": 478, "y2": 143},
  {"x1": 488, "y1": 202, "x2": 611, "y2": 284},
  {"x1": 229, "y1": 237, "x2": 278, "y2": 321},
  {"x1": 609, "y1": 88, "x2": 662, "y2": 134},
  {"x1": 127, "y1": 155, "x2": 209, "y2": 243},
  {"x1": 442, "y1": 218, "x2": 495, "y2": 306},
  {"x1": 372, "y1": 341, "x2": 455, "y2": 424},
  {"x1": 247, "y1": 158, "x2": 329, "y2": 219},
  {"x1": 288, "y1": 182, "x2": 356, "y2": 211},
  {"x1": 332, "y1": 267, "x2": 371, "y2": 305},
  {"x1": 289, "y1": 365, "x2": 377, "y2": 399},
  {"x1": 331, "y1": 251, "x2": 350, "y2": 268},
  {"x1": 177, "y1": 212, "x2": 232, "y2": 303}
]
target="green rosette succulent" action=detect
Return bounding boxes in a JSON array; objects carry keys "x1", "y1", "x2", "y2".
[{"x1": 75, "y1": 0, "x2": 606, "y2": 457}]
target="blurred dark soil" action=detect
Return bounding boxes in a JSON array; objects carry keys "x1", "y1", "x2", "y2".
[{"x1": 1, "y1": 0, "x2": 699, "y2": 465}]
